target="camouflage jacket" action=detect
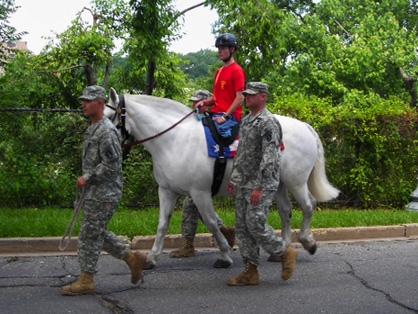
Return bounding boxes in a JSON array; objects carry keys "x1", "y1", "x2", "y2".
[
  {"x1": 230, "y1": 108, "x2": 282, "y2": 191},
  {"x1": 82, "y1": 117, "x2": 123, "y2": 202}
]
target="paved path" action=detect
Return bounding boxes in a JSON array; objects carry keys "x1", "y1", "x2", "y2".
[{"x1": 1, "y1": 238, "x2": 418, "y2": 314}]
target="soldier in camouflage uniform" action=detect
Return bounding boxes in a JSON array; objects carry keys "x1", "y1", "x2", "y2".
[
  {"x1": 170, "y1": 90, "x2": 236, "y2": 260},
  {"x1": 62, "y1": 85, "x2": 147, "y2": 296},
  {"x1": 227, "y1": 82, "x2": 298, "y2": 286}
]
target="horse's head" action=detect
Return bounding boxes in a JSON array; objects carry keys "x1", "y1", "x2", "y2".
[
  {"x1": 105, "y1": 88, "x2": 196, "y2": 151},
  {"x1": 104, "y1": 87, "x2": 120, "y2": 122},
  {"x1": 105, "y1": 87, "x2": 130, "y2": 141}
]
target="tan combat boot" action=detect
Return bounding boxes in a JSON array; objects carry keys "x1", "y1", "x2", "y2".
[
  {"x1": 227, "y1": 261, "x2": 260, "y2": 286},
  {"x1": 61, "y1": 272, "x2": 95, "y2": 296},
  {"x1": 169, "y1": 238, "x2": 196, "y2": 258},
  {"x1": 220, "y1": 226, "x2": 236, "y2": 248},
  {"x1": 124, "y1": 251, "x2": 147, "y2": 284},
  {"x1": 281, "y1": 247, "x2": 298, "y2": 281}
]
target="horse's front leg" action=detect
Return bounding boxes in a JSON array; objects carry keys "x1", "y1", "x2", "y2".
[
  {"x1": 267, "y1": 184, "x2": 293, "y2": 263},
  {"x1": 145, "y1": 186, "x2": 178, "y2": 269},
  {"x1": 275, "y1": 183, "x2": 293, "y2": 246},
  {"x1": 193, "y1": 192, "x2": 233, "y2": 268}
]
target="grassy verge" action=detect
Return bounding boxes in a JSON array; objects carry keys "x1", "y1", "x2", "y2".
[{"x1": 1, "y1": 207, "x2": 418, "y2": 238}]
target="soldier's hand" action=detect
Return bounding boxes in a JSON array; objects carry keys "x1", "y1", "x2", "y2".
[
  {"x1": 250, "y1": 189, "x2": 263, "y2": 206},
  {"x1": 76, "y1": 176, "x2": 87, "y2": 187},
  {"x1": 228, "y1": 182, "x2": 236, "y2": 195}
]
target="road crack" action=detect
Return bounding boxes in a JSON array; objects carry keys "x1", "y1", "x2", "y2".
[
  {"x1": 345, "y1": 261, "x2": 418, "y2": 313},
  {"x1": 98, "y1": 294, "x2": 135, "y2": 314}
]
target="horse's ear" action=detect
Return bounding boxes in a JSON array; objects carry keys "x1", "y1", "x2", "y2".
[{"x1": 110, "y1": 87, "x2": 118, "y2": 105}]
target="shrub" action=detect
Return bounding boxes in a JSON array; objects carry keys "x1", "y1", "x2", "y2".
[
  {"x1": 1, "y1": 92, "x2": 417, "y2": 209},
  {"x1": 271, "y1": 91, "x2": 418, "y2": 208},
  {"x1": 121, "y1": 145, "x2": 159, "y2": 207},
  {"x1": 0, "y1": 112, "x2": 87, "y2": 207}
]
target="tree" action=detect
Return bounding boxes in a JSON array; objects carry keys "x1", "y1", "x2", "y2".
[
  {"x1": 42, "y1": 0, "x2": 131, "y2": 88},
  {"x1": 127, "y1": 1, "x2": 212, "y2": 97},
  {"x1": 205, "y1": 0, "x2": 418, "y2": 207},
  {"x1": 307, "y1": 0, "x2": 418, "y2": 103},
  {"x1": 207, "y1": 0, "x2": 299, "y2": 81},
  {"x1": 208, "y1": 0, "x2": 418, "y2": 105},
  {"x1": 0, "y1": 0, "x2": 27, "y2": 67},
  {"x1": 0, "y1": 52, "x2": 69, "y2": 108},
  {"x1": 128, "y1": 0, "x2": 180, "y2": 95},
  {"x1": 179, "y1": 49, "x2": 220, "y2": 81}
]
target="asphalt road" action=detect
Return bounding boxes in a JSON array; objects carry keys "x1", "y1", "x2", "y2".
[{"x1": 1, "y1": 239, "x2": 418, "y2": 314}]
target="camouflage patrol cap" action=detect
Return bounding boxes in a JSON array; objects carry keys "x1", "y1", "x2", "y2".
[
  {"x1": 189, "y1": 90, "x2": 212, "y2": 102},
  {"x1": 78, "y1": 85, "x2": 107, "y2": 101},
  {"x1": 243, "y1": 82, "x2": 269, "y2": 95}
]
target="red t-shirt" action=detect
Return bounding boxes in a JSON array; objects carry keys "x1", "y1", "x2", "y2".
[{"x1": 211, "y1": 62, "x2": 246, "y2": 122}]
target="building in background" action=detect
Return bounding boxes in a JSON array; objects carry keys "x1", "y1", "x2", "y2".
[{"x1": 0, "y1": 41, "x2": 28, "y2": 75}]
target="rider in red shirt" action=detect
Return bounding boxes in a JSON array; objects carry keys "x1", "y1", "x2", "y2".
[
  {"x1": 195, "y1": 33, "x2": 246, "y2": 137},
  {"x1": 169, "y1": 34, "x2": 245, "y2": 262}
]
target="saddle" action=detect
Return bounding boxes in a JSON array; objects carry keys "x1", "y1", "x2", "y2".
[
  {"x1": 203, "y1": 114, "x2": 240, "y2": 196},
  {"x1": 203, "y1": 113, "x2": 240, "y2": 148}
]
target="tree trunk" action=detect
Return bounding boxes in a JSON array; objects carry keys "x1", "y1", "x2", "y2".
[
  {"x1": 145, "y1": 60, "x2": 156, "y2": 95},
  {"x1": 84, "y1": 65, "x2": 97, "y2": 86},
  {"x1": 399, "y1": 67, "x2": 417, "y2": 107},
  {"x1": 103, "y1": 59, "x2": 111, "y2": 89}
]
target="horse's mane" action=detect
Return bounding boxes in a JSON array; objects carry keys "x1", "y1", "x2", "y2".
[{"x1": 125, "y1": 94, "x2": 192, "y2": 118}]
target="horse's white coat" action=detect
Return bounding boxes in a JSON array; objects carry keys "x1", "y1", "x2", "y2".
[{"x1": 106, "y1": 89, "x2": 339, "y2": 267}]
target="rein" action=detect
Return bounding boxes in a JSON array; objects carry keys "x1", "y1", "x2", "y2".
[
  {"x1": 123, "y1": 110, "x2": 195, "y2": 150},
  {"x1": 59, "y1": 187, "x2": 87, "y2": 251},
  {"x1": 106, "y1": 95, "x2": 195, "y2": 150}
]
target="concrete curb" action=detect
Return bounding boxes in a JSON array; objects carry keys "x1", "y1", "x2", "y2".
[{"x1": 1, "y1": 224, "x2": 418, "y2": 256}]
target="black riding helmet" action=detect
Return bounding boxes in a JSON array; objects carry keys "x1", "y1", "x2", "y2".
[{"x1": 215, "y1": 33, "x2": 238, "y2": 49}]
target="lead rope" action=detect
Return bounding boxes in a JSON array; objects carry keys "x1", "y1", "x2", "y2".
[{"x1": 59, "y1": 187, "x2": 87, "y2": 251}]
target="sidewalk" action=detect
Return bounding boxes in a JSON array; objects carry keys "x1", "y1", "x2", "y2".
[{"x1": 1, "y1": 224, "x2": 418, "y2": 256}]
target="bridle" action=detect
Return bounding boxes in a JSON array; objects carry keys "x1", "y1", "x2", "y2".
[
  {"x1": 106, "y1": 95, "x2": 195, "y2": 150},
  {"x1": 106, "y1": 95, "x2": 130, "y2": 141}
]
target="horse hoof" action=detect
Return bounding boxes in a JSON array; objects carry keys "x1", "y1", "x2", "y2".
[
  {"x1": 308, "y1": 244, "x2": 317, "y2": 255},
  {"x1": 143, "y1": 261, "x2": 156, "y2": 270},
  {"x1": 213, "y1": 259, "x2": 232, "y2": 268},
  {"x1": 267, "y1": 253, "x2": 283, "y2": 263}
]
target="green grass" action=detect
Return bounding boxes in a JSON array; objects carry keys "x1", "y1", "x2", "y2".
[{"x1": 1, "y1": 207, "x2": 418, "y2": 238}]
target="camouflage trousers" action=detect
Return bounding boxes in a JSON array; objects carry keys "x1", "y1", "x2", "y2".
[
  {"x1": 235, "y1": 188, "x2": 286, "y2": 267},
  {"x1": 181, "y1": 196, "x2": 224, "y2": 239},
  {"x1": 78, "y1": 201, "x2": 130, "y2": 274}
]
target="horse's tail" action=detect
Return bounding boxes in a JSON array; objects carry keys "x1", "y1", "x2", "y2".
[{"x1": 305, "y1": 123, "x2": 340, "y2": 202}]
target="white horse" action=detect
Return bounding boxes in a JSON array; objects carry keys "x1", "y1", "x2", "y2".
[{"x1": 105, "y1": 88, "x2": 340, "y2": 269}]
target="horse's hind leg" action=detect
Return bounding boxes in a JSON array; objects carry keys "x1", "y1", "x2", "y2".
[
  {"x1": 291, "y1": 185, "x2": 317, "y2": 255},
  {"x1": 145, "y1": 187, "x2": 178, "y2": 269}
]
